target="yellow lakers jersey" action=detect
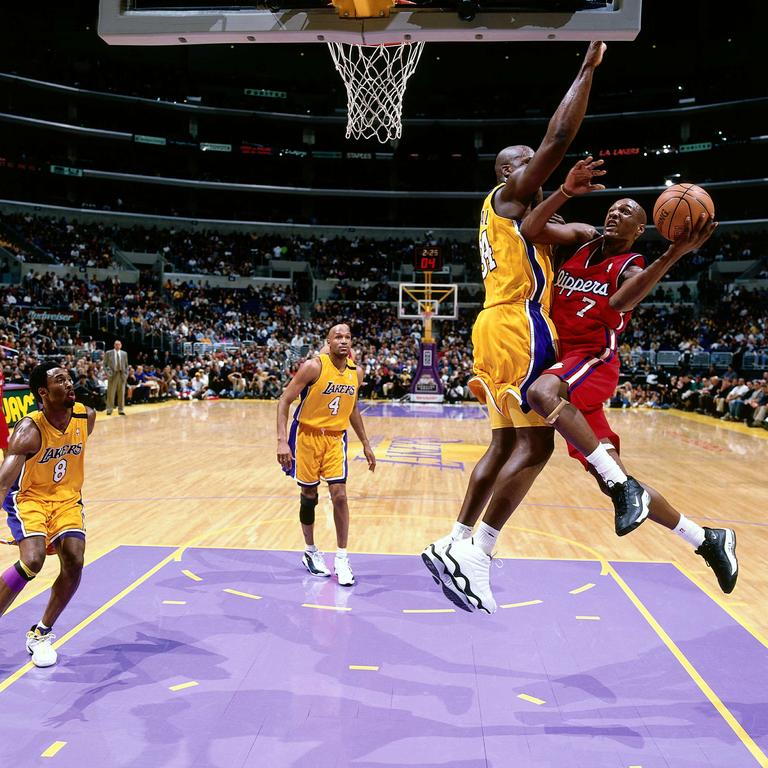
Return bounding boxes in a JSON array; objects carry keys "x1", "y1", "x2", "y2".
[
  {"x1": 13, "y1": 403, "x2": 89, "y2": 505},
  {"x1": 296, "y1": 354, "x2": 358, "y2": 431},
  {"x1": 479, "y1": 184, "x2": 554, "y2": 312}
]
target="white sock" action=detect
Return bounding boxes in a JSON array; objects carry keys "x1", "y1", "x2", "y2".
[
  {"x1": 36, "y1": 621, "x2": 50, "y2": 632},
  {"x1": 474, "y1": 522, "x2": 500, "y2": 556},
  {"x1": 674, "y1": 515, "x2": 706, "y2": 548},
  {"x1": 584, "y1": 444, "x2": 627, "y2": 486},
  {"x1": 305, "y1": 544, "x2": 317, "y2": 553},
  {"x1": 336, "y1": 548, "x2": 348, "y2": 560},
  {"x1": 450, "y1": 522, "x2": 473, "y2": 541}
]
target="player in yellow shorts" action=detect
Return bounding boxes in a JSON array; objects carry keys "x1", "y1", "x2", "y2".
[
  {"x1": 0, "y1": 362, "x2": 96, "y2": 667},
  {"x1": 423, "y1": 41, "x2": 609, "y2": 614},
  {"x1": 277, "y1": 324, "x2": 375, "y2": 586}
]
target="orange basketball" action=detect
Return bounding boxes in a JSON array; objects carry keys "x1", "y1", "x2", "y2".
[{"x1": 653, "y1": 183, "x2": 714, "y2": 241}]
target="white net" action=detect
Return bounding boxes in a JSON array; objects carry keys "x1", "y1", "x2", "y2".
[{"x1": 327, "y1": 41, "x2": 425, "y2": 143}]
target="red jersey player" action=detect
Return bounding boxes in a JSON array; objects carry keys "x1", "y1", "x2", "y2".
[{"x1": 521, "y1": 157, "x2": 737, "y2": 594}]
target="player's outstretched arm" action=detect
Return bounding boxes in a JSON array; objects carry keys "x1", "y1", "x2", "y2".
[
  {"x1": 275, "y1": 358, "x2": 321, "y2": 470},
  {"x1": 501, "y1": 41, "x2": 606, "y2": 209},
  {"x1": 0, "y1": 418, "x2": 41, "y2": 501},
  {"x1": 520, "y1": 156, "x2": 604, "y2": 246},
  {"x1": 610, "y1": 213, "x2": 718, "y2": 312}
]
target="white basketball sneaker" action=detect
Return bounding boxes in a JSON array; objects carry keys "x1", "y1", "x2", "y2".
[
  {"x1": 442, "y1": 538, "x2": 497, "y2": 614},
  {"x1": 421, "y1": 534, "x2": 475, "y2": 612},
  {"x1": 26, "y1": 627, "x2": 58, "y2": 667},
  {"x1": 334, "y1": 556, "x2": 355, "y2": 587},
  {"x1": 302, "y1": 549, "x2": 331, "y2": 577}
]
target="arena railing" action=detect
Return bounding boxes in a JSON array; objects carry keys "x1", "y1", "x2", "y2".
[{"x1": 2, "y1": 71, "x2": 765, "y2": 126}]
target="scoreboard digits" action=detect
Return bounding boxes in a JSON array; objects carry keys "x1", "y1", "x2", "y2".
[{"x1": 413, "y1": 245, "x2": 443, "y2": 272}]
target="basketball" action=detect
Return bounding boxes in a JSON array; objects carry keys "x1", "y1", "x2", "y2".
[{"x1": 653, "y1": 183, "x2": 715, "y2": 241}]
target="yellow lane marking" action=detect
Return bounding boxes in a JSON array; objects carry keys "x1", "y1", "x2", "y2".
[
  {"x1": 517, "y1": 694, "x2": 546, "y2": 706},
  {"x1": 349, "y1": 665, "x2": 379, "y2": 671},
  {"x1": 500, "y1": 600, "x2": 542, "y2": 609},
  {"x1": 162, "y1": 600, "x2": 187, "y2": 605},
  {"x1": 182, "y1": 569, "x2": 202, "y2": 582},
  {"x1": 402, "y1": 608, "x2": 455, "y2": 614},
  {"x1": 302, "y1": 603, "x2": 351, "y2": 612},
  {"x1": 673, "y1": 563, "x2": 768, "y2": 651},
  {"x1": 570, "y1": 582, "x2": 596, "y2": 594},
  {"x1": 0, "y1": 547, "x2": 182, "y2": 695},
  {"x1": 223, "y1": 588, "x2": 262, "y2": 600},
  {"x1": 575, "y1": 615, "x2": 601, "y2": 621},
  {"x1": 608, "y1": 563, "x2": 768, "y2": 766},
  {"x1": 41, "y1": 741, "x2": 67, "y2": 758},
  {"x1": 7, "y1": 543, "x2": 120, "y2": 616},
  {"x1": 507, "y1": 525, "x2": 610, "y2": 576},
  {"x1": 169, "y1": 681, "x2": 199, "y2": 692}
]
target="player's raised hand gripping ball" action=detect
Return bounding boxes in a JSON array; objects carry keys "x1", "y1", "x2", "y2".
[{"x1": 653, "y1": 183, "x2": 715, "y2": 241}]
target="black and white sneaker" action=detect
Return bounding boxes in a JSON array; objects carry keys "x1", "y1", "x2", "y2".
[
  {"x1": 610, "y1": 477, "x2": 651, "y2": 536},
  {"x1": 441, "y1": 538, "x2": 497, "y2": 614},
  {"x1": 421, "y1": 537, "x2": 474, "y2": 612},
  {"x1": 695, "y1": 527, "x2": 738, "y2": 594},
  {"x1": 302, "y1": 550, "x2": 331, "y2": 577}
]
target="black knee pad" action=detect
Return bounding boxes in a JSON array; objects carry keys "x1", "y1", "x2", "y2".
[{"x1": 300, "y1": 494, "x2": 318, "y2": 525}]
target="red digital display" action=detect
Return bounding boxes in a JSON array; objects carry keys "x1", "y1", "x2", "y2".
[{"x1": 413, "y1": 246, "x2": 443, "y2": 272}]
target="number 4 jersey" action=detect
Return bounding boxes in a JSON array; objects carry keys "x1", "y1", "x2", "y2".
[
  {"x1": 3, "y1": 402, "x2": 89, "y2": 546},
  {"x1": 294, "y1": 354, "x2": 358, "y2": 432}
]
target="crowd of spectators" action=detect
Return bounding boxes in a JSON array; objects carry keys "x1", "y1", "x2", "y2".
[
  {"x1": 0, "y1": 270, "x2": 476, "y2": 406},
  {"x1": 2, "y1": 214, "x2": 766, "y2": 290},
  {"x1": 1, "y1": 237, "x2": 765, "y2": 418},
  {"x1": 2, "y1": 213, "x2": 121, "y2": 268},
  {"x1": 608, "y1": 370, "x2": 768, "y2": 430}
]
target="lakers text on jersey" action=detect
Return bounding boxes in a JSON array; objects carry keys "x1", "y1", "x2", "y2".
[{"x1": 3, "y1": 402, "x2": 89, "y2": 547}]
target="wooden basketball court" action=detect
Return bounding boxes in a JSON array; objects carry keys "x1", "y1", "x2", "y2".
[
  {"x1": 5, "y1": 400, "x2": 765, "y2": 636},
  {"x1": 2, "y1": 400, "x2": 767, "y2": 766}
]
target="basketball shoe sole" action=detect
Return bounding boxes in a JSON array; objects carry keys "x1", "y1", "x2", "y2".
[{"x1": 421, "y1": 544, "x2": 474, "y2": 612}]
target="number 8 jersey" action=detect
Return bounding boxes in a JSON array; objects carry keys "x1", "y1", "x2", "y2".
[
  {"x1": 5, "y1": 402, "x2": 89, "y2": 508},
  {"x1": 294, "y1": 354, "x2": 358, "y2": 431}
]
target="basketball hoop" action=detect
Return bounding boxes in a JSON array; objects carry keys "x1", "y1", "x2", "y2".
[{"x1": 326, "y1": 41, "x2": 425, "y2": 143}]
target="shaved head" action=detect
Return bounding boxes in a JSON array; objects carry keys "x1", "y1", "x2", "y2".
[
  {"x1": 615, "y1": 198, "x2": 647, "y2": 225},
  {"x1": 324, "y1": 323, "x2": 352, "y2": 360},
  {"x1": 495, "y1": 145, "x2": 534, "y2": 182},
  {"x1": 327, "y1": 323, "x2": 351, "y2": 340},
  {"x1": 603, "y1": 198, "x2": 648, "y2": 250}
]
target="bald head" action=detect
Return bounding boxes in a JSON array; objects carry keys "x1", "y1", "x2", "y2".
[
  {"x1": 616, "y1": 198, "x2": 647, "y2": 225},
  {"x1": 325, "y1": 324, "x2": 352, "y2": 360},
  {"x1": 495, "y1": 145, "x2": 534, "y2": 182},
  {"x1": 327, "y1": 323, "x2": 351, "y2": 341}
]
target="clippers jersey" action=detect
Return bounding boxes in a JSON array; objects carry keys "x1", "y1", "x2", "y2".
[
  {"x1": 552, "y1": 237, "x2": 645, "y2": 358},
  {"x1": 5, "y1": 403, "x2": 89, "y2": 508},
  {"x1": 479, "y1": 184, "x2": 555, "y2": 312},
  {"x1": 294, "y1": 354, "x2": 358, "y2": 431}
]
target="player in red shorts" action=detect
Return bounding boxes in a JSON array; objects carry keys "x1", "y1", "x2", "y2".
[{"x1": 521, "y1": 157, "x2": 737, "y2": 593}]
